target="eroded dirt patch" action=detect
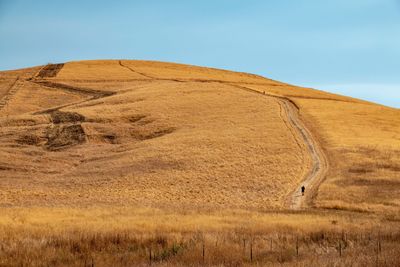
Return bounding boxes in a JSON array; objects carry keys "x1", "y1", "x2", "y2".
[
  {"x1": 102, "y1": 133, "x2": 118, "y2": 144},
  {"x1": 50, "y1": 111, "x2": 85, "y2": 124},
  {"x1": 347, "y1": 162, "x2": 400, "y2": 174},
  {"x1": 126, "y1": 114, "x2": 155, "y2": 126},
  {"x1": 37, "y1": 64, "x2": 64, "y2": 78},
  {"x1": 44, "y1": 111, "x2": 87, "y2": 150},
  {"x1": 45, "y1": 124, "x2": 86, "y2": 151},
  {"x1": 82, "y1": 114, "x2": 175, "y2": 145},
  {"x1": 127, "y1": 114, "x2": 146, "y2": 123},
  {"x1": 131, "y1": 127, "x2": 176, "y2": 140},
  {"x1": 343, "y1": 178, "x2": 400, "y2": 187},
  {"x1": 16, "y1": 134, "x2": 43, "y2": 146},
  {"x1": 0, "y1": 165, "x2": 12, "y2": 171}
]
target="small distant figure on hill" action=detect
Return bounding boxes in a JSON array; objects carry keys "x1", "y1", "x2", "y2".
[
  {"x1": 301, "y1": 186, "x2": 305, "y2": 196},
  {"x1": 263, "y1": 91, "x2": 265, "y2": 94}
]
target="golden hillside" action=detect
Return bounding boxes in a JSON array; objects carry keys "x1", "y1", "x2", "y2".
[
  {"x1": 1, "y1": 60, "x2": 399, "y2": 266},
  {"x1": 0, "y1": 60, "x2": 399, "y2": 213}
]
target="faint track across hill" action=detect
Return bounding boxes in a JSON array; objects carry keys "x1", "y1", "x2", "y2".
[
  {"x1": 0, "y1": 77, "x2": 24, "y2": 112},
  {"x1": 118, "y1": 60, "x2": 155, "y2": 79},
  {"x1": 32, "y1": 80, "x2": 115, "y2": 98},
  {"x1": 23, "y1": 63, "x2": 116, "y2": 114},
  {"x1": 29, "y1": 80, "x2": 116, "y2": 115},
  {"x1": 0, "y1": 65, "x2": 55, "y2": 112}
]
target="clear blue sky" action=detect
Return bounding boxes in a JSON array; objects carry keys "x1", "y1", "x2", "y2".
[{"x1": 0, "y1": 0, "x2": 399, "y2": 107}]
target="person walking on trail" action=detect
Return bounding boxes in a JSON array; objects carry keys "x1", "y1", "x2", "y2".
[{"x1": 301, "y1": 186, "x2": 305, "y2": 196}]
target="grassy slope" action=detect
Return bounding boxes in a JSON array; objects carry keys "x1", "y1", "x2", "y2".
[
  {"x1": 235, "y1": 82, "x2": 400, "y2": 214},
  {"x1": 297, "y1": 99, "x2": 400, "y2": 213},
  {"x1": 0, "y1": 60, "x2": 399, "y2": 266},
  {"x1": 0, "y1": 60, "x2": 311, "y2": 210},
  {"x1": 0, "y1": 59, "x2": 398, "y2": 213}
]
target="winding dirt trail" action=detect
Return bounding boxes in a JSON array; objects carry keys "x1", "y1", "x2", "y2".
[
  {"x1": 223, "y1": 83, "x2": 328, "y2": 210},
  {"x1": 278, "y1": 99, "x2": 328, "y2": 210}
]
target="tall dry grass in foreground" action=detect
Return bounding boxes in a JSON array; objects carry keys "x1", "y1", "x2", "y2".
[
  {"x1": 1, "y1": 226, "x2": 399, "y2": 266},
  {"x1": 0, "y1": 208, "x2": 399, "y2": 266}
]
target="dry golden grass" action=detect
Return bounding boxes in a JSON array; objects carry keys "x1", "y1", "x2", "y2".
[
  {"x1": 0, "y1": 207, "x2": 399, "y2": 266},
  {"x1": 0, "y1": 59, "x2": 399, "y2": 266},
  {"x1": 0, "y1": 81, "x2": 84, "y2": 116},
  {"x1": 240, "y1": 83, "x2": 368, "y2": 104},
  {"x1": 0, "y1": 66, "x2": 40, "y2": 80},
  {"x1": 0, "y1": 79, "x2": 16, "y2": 98},
  {"x1": 0, "y1": 78, "x2": 310, "y2": 209},
  {"x1": 55, "y1": 60, "x2": 149, "y2": 81},
  {"x1": 118, "y1": 60, "x2": 270, "y2": 83},
  {"x1": 236, "y1": 80, "x2": 400, "y2": 214},
  {"x1": 291, "y1": 99, "x2": 400, "y2": 214}
]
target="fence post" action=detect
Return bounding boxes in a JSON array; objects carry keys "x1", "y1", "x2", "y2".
[
  {"x1": 149, "y1": 247, "x2": 152, "y2": 266},
  {"x1": 296, "y1": 236, "x2": 299, "y2": 257},
  {"x1": 376, "y1": 246, "x2": 379, "y2": 267},
  {"x1": 378, "y1": 231, "x2": 381, "y2": 253},
  {"x1": 376, "y1": 232, "x2": 380, "y2": 267},
  {"x1": 202, "y1": 240, "x2": 205, "y2": 264},
  {"x1": 250, "y1": 239, "x2": 253, "y2": 262}
]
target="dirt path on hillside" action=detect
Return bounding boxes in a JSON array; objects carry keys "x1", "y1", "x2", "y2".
[
  {"x1": 225, "y1": 83, "x2": 328, "y2": 210},
  {"x1": 277, "y1": 99, "x2": 328, "y2": 209}
]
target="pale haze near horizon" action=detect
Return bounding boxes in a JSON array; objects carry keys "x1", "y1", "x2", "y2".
[{"x1": 0, "y1": 0, "x2": 399, "y2": 108}]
